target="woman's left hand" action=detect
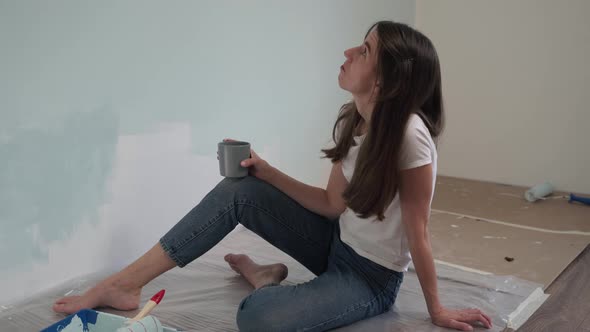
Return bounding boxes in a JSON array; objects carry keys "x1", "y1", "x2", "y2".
[{"x1": 430, "y1": 306, "x2": 492, "y2": 331}]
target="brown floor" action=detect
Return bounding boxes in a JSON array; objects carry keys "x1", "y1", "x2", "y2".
[
  {"x1": 506, "y1": 244, "x2": 590, "y2": 332},
  {"x1": 432, "y1": 176, "x2": 590, "y2": 331},
  {"x1": 430, "y1": 176, "x2": 589, "y2": 287}
]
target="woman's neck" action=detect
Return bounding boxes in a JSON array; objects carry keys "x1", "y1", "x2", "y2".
[
  {"x1": 354, "y1": 96, "x2": 374, "y2": 135},
  {"x1": 355, "y1": 120, "x2": 368, "y2": 136}
]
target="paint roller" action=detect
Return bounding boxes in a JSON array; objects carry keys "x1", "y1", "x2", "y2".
[
  {"x1": 115, "y1": 316, "x2": 163, "y2": 332},
  {"x1": 524, "y1": 182, "x2": 590, "y2": 205}
]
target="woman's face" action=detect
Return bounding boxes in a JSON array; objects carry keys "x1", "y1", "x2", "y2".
[{"x1": 338, "y1": 28, "x2": 379, "y2": 96}]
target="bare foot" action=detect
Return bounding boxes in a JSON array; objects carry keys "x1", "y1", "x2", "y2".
[
  {"x1": 224, "y1": 253, "x2": 288, "y2": 289},
  {"x1": 52, "y1": 277, "x2": 141, "y2": 314}
]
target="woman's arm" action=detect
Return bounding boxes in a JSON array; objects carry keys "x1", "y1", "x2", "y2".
[
  {"x1": 265, "y1": 164, "x2": 344, "y2": 221},
  {"x1": 399, "y1": 164, "x2": 492, "y2": 331},
  {"x1": 233, "y1": 141, "x2": 344, "y2": 221}
]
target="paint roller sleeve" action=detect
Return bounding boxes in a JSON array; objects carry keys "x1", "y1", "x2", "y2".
[
  {"x1": 115, "y1": 316, "x2": 163, "y2": 332},
  {"x1": 524, "y1": 182, "x2": 554, "y2": 202}
]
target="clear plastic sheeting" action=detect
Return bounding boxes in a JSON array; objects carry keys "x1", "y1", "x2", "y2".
[{"x1": 0, "y1": 225, "x2": 542, "y2": 331}]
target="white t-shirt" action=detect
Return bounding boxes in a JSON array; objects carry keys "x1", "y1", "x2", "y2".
[{"x1": 338, "y1": 113, "x2": 437, "y2": 272}]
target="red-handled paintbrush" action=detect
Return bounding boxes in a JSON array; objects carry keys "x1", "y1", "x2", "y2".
[{"x1": 127, "y1": 289, "x2": 165, "y2": 324}]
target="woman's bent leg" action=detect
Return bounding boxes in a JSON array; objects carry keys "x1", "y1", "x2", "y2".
[{"x1": 54, "y1": 176, "x2": 336, "y2": 313}]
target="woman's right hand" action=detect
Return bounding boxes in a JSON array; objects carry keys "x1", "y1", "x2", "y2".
[
  {"x1": 220, "y1": 138, "x2": 275, "y2": 182},
  {"x1": 431, "y1": 306, "x2": 492, "y2": 331}
]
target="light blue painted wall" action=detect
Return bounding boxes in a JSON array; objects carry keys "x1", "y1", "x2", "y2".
[{"x1": 0, "y1": 0, "x2": 414, "y2": 303}]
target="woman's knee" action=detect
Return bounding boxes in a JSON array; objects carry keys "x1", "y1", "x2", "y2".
[{"x1": 214, "y1": 176, "x2": 261, "y2": 199}]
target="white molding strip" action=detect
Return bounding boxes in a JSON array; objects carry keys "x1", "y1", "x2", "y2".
[
  {"x1": 431, "y1": 209, "x2": 590, "y2": 236},
  {"x1": 433, "y1": 259, "x2": 493, "y2": 275}
]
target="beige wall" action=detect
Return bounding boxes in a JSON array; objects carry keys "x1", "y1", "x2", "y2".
[{"x1": 416, "y1": 0, "x2": 590, "y2": 194}]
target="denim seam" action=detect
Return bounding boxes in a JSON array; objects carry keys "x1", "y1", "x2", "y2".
[
  {"x1": 303, "y1": 273, "x2": 401, "y2": 331},
  {"x1": 164, "y1": 198, "x2": 327, "y2": 267},
  {"x1": 236, "y1": 199, "x2": 328, "y2": 250},
  {"x1": 171, "y1": 202, "x2": 238, "y2": 259},
  {"x1": 384, "y1": 272, "x2": 403, "y2": 307},
  {"x1": 158, "y1": 238, "x2": 185, "y2": 267}
]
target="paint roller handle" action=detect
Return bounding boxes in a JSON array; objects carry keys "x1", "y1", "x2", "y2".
[
  {"x1": 569, "y1": 194, "x2": 590, "y2": 206},
  {"x1": 128, "y1": 289, "x2": 165, "y2": 323}
]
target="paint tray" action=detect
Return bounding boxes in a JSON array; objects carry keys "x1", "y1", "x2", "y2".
[{"x1": 40, "y1": 309, "x2": 179, "y2": 332}]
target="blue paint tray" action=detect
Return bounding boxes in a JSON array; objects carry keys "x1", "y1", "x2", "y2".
[{"x1": 40, "y1": 309, "x2": 179, "y2": 332}]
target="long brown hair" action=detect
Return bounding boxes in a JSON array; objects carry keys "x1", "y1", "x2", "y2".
[{"x1": 321, "y1": 21, "x2": 444, "y2": 221}]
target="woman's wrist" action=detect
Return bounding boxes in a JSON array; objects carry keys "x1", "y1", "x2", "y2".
[
  {"x1": 262, "y1": 165, "x2": 279, "y2": 184},
  {"x1": 428, "y1": 301, "x2": 443, "y2": 317}
]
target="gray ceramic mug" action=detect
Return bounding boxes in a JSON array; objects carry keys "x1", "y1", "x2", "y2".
[{"x1": 218, "y1": 141, "x2": 251, "y2": 178}]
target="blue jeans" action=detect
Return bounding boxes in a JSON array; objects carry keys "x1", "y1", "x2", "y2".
[{"x1": 159, "y1": 176, "x2": 403, "y2": 332}]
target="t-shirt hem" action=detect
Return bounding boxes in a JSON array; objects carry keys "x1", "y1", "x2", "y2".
[
  {"x1": 340, "y1": 233, "x2": 409, "y2": 273},
  {"x1": 400, "y1": 158, "x2": 432, "y2": 171}
]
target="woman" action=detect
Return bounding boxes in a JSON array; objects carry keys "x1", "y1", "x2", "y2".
[{"x1": 53, "y1": 21, "x2": 492, "y2": 331}]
